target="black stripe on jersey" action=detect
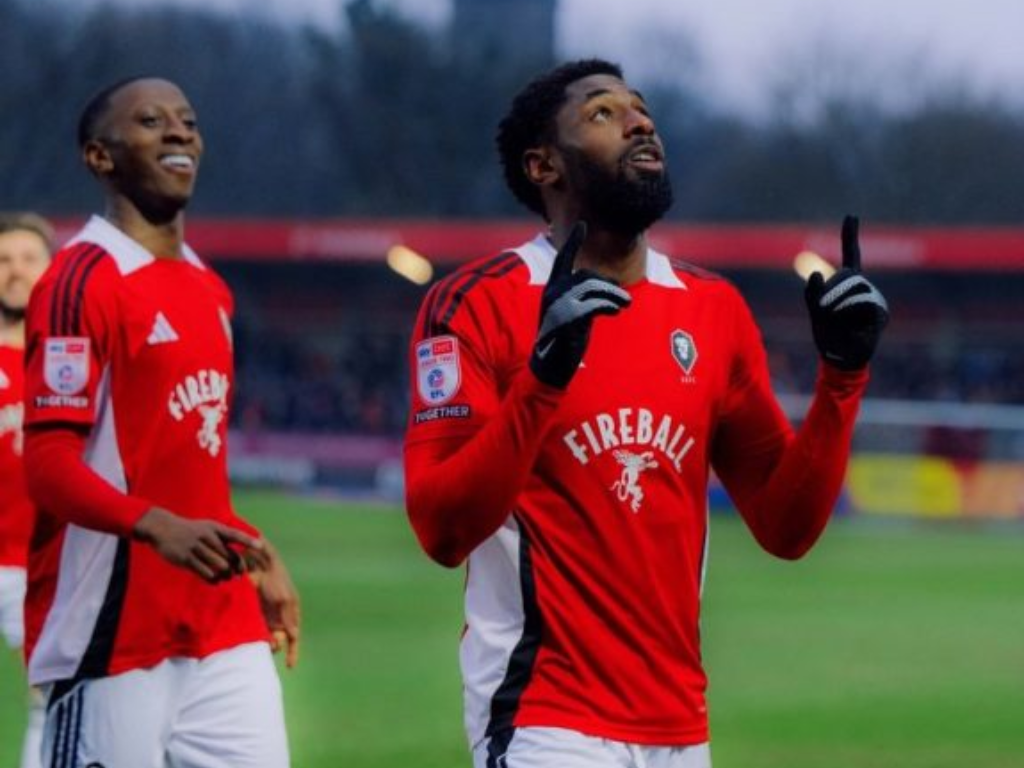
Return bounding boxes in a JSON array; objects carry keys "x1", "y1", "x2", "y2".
[
  {"x1": 50, "y1": 245, "x2": 104, "y2": 336},
  {"x1": 422, "y1": 255, "x2": 503, "y2": 336},
  {"x1": 49, "y1": 244, "x2": 99, "y2": 335},
  {"x1": 423, "y1": 252, "x2": 520, "y2": 337},
  {"x1": 485, "y1": 519, "x2": 543, "y2": 737},
  {"x1": 485, "y1": 727, "x2": 515, "y2": 768},
  {"x1": 70, "y1": 252, "x2": 106, "y2": 336},
  {"x1": 46, "y1": 679, "x2": 77, "y2": 712},
  {"x1": 436, "y1": 253, "x2": 520, "y2": 333},
  {"x1": 419, "y1": 260, "x2": 483, "y2": 338},
  {"x1": 48, "y1": 244, "x2": 83, "y2": 334},
  {"x1": 75, "y1": 538, "x2": 130, "y2": 680}
]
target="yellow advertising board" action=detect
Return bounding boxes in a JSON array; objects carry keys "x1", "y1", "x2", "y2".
[{"x1": 848, "y1": 454, "x2": 1024, "y2": 519}]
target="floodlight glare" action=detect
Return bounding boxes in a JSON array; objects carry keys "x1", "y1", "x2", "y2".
[
  {"x1": 387, "y1": 244, "x2": 434, "y2": 285},
  {"x1": 793, "y1": 250, "x2": 837, "y2": 282}
]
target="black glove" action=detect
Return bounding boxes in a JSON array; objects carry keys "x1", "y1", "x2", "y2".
[
  {"x1": 804, "y1": 215, "x2": 890, "y2": 371},
  {"x1": 529, "y1": 222, "x2": 632, "y2": 389}
]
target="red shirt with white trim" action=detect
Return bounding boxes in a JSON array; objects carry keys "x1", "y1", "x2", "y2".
[
  {"x1": 22, "y1": 216, "x2": 266, "y2": 686},
  {"x1": 0, "y1": 343, "x2": 33, "y2": 568},
  {"x1": 404, "y1": 234, "x2": 868, "y2": 747}
]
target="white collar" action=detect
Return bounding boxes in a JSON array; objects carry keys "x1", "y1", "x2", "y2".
[
  {"x1": 68, "y1": 215, "x2": 205, "y2": 275},
  {"x1": 515, "y1": 232, "x2": 686, "y2": 289}
]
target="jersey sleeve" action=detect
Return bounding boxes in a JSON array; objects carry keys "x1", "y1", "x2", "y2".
[
  {"x1": 711, "y1": 287, "x2": 869, "y2": 559},
  {"x1": 23, "y1": 247, "x2": 115, "y2": 430},
  {"x1": 405, "y1": 274, "x2": 503, "y2": 444},
  {"x1": 23, "y1": 427, "x2": 150, "y2": 537},
  {"x1": 21, "y1": 249, "x2": 155, "y2": 537},
  {"x1": 403, "y1": 267, "x2": 565, "y2": 567}
]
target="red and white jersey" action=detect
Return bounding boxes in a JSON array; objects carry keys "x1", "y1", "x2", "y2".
[
  {"x1": 0, "y1": 343, "x2": 33, "y2": 568},
  {"x1": 22, "y1": 216, "x2": 266, "y2": 686},
  {"x1": 405, "y1": 234, "x2": 866, "y2": 747}
]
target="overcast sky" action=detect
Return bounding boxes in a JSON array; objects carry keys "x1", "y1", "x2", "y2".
[{"x1": 72, "y1": 0, "x2": 1024, "y2": 114}]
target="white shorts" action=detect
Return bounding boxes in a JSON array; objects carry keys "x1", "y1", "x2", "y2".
[
  {"x1": 43, "y1": 642, "x2": 289, "y2": 768},
  {"x1": 0, "y1": 565, "x2": 27, "y2": 649},
  {"x1": 473, "y1": 726, "x2": 712, "y2": 768}
]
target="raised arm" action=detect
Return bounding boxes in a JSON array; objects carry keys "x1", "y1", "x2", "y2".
[
  {"x1": 404, "y1": 224, "x2": 630, "y2": 567},
  {"x1": 713, "y1": 216, "x2": 888, "y2": 559}
]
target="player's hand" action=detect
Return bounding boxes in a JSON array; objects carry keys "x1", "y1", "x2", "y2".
[
  {"x1": 247, "y1": 540, "x2": 301, "y2": 669},
  {"x1": 133, "y1": 507, "x2": 261, "y2": 584},
  {"x1": 804, "y1": 215, "x2": 890, "y2": 371},
  {"x1": 529, "y1": 222, "x2": 632, "y2": 389}
]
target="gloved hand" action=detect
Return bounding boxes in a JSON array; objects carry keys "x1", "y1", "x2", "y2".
[
  {"x1": 530, "y1": 222, "x2": 632, "y2": 389},
  {"x1": 805, "y1": 215, "x2": 890, "y2": 371}
]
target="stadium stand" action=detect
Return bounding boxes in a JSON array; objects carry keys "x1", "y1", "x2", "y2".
[{"x1": 47, "y1": 218, "x2": 1024, "y2": 505}]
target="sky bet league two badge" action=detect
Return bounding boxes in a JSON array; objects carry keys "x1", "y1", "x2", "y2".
[{"x1": 416, "y1": 335, "x2": 461, "y2": 405}]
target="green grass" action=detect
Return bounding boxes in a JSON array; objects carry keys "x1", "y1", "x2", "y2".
[
  {"x1": 2, "y1": 492, "x2": 1022, "y2": 767},
  {"x1": 702, "y1": 518, "x2": 1024, "y2": 768}
]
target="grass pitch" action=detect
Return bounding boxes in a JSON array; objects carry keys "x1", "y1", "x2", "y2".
[{"x1": 2, "y1": 491, "x2": 1021, "y2": 767}]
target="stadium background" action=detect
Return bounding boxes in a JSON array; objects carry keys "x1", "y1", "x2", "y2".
[{"x1": 2, "y1": 0, "x2": 1023, "y2": 765}]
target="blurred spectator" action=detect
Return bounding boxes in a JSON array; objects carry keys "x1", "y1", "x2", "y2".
[{"x1": 223, "y1": 265, "x2": 1021, "y2": 463}]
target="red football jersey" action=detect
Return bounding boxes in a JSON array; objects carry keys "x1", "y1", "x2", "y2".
[
  {"x1": 22, "y1": 216, "x2": 266, "y2": 686},
  {"x1": 0, "y1": 343, "x2": 33, "y2": 567},
  {"x1": 404, "y1": 234, "x2": 867, "y2": 747}
]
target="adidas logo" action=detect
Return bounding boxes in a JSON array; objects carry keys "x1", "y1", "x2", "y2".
[{"x1": 147, "y1": 312, "x2": 180, "y2": 345}]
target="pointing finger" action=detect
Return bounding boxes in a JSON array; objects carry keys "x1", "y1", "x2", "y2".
[
  {"x1": 550, "y1": 221, "x2": 588, "y2": 280},
  {"x1": 841, "y1": 215, "x2": 861, "y2": 272}
]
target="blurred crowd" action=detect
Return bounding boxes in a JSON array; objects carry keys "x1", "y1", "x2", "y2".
[
  {"x1": 768, "y1": 342, "x2": 1024, "y2": 405},
  {"x1": 228, "y1": 325, "x2": 1021, "y2": 438},
  {"x1": 221, "y1": 263, "x2": 1021, "y2": 452},
  {"x1": 233, "y1": 326, "x2": 409, "y2": 436}
]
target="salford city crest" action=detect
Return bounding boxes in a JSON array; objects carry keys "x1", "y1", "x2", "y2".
[
  {"x1": 43, "y1": 338, "x2": 90, "y2": 395},
  {"x1": 670, "y1": 329, "x2": 697, "y2": 375},
  {"x1": 416, "y1": 336, "x2": 461, "y2": 405}
]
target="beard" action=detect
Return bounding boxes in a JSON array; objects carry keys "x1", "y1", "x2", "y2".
[
  {"x1": 559, "y1": 144, "x2": 674, "y2": 236},
  {"x1": 0, "y1": 298, "x2": 25, "y2": 322}
]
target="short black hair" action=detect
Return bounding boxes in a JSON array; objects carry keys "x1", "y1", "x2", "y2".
[
  {"x1": 496, "y1": 58, "x2": 624, "y2": 219},
  {"x1": 77, "y1": 75, "x2": 159, "y2": 148}
]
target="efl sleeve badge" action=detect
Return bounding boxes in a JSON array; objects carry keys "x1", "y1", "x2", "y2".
[
  {"x1": 415, "y1": 335, "x2": 462, "y2": 405},
  {"x1": 43, "y1": 337, "x2": 91, "y2": 396}
]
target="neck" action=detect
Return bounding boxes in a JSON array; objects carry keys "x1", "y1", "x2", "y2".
[
  {"x1": 550, "y1": 219, "x2": 648, "y2": 285},
  {"x1": 105, "y1": 196, "x2": 186, "y2": 259}
]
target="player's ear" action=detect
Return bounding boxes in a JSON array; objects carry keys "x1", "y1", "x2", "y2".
[
  {"x1": 524, "y1": 147, "x2": 560, "y2": 187},
  {"x1": 83, "y1": 139, "x2": 115, "y2": 177}
]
